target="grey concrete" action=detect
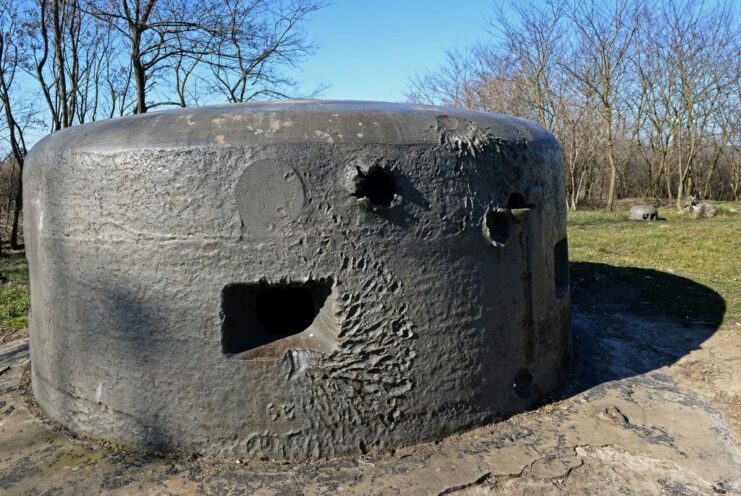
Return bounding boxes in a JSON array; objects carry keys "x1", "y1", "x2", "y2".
[
  {"x1": 23, "y1": 100, "x2": 570, "y2": 460},
  {"x1": 684, "y1": 201, "x2": 717, "y2": 218},
  {"x1": 630, "y1": 204, "x2": 659, "y2": 221}
]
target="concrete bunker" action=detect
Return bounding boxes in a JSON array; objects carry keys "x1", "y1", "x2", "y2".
[
  {"x1": 23, "y1": 100, "x2": 570, "y2": 460},
  {"x1": 629, "y1": 204, "x2": 659, "y2": 221}
]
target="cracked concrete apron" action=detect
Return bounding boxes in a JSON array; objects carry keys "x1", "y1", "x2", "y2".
[{"x1": 1, "y1": 262, "x2": 740, "y2": 495}]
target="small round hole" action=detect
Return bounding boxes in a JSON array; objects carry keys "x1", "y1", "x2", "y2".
[
  {"x1": 354, "y1": 168, "x2": 396, "y2": 207},
  {"x1": 484, "y1": 208, "x2": 511, "y2": 247}
]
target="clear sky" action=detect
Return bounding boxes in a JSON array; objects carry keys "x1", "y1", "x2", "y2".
[{"x1": 297, "y1": 0, "x2": 495, "y2": 102}]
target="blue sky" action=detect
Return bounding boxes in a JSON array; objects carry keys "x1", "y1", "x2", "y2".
[{"x1": 297, "y1": 0, "x2": 495, "y2": 102}]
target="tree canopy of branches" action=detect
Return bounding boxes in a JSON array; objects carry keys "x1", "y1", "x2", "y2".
[
  {"x1": 82, "y1": 0, "x2": 324, "y2": 113},
  {"x1": 0, "y1": 0, "x2": 324, "y2": 248},
  {"x1": 408, "y1": 0, "x2": 740, "y2": 210},
  {"x1": 0, "y1": 0, "x2": 32, "y2": 248}
]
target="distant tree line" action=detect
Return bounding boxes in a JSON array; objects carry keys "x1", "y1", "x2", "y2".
[
  {"x1": 0, "y1": 0, "x2": 324, "y2": 253},
  {"x1": 1, "y1": 0, "x2": 737, "y2": 257},
  {"x1": 407, "y1": 0, "x2": 740, "y2": 211}
]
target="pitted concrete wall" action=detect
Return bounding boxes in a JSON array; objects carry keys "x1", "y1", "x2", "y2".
[{"x1": 23, "y1": 100, "x2": 570, "y2": 459}]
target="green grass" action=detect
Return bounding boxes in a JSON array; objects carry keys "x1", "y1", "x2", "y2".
[
  {"x1": 0, "y1": 251, "x2": 29, "y2": 331},
  {"x1": 568, "y1": 203, "x2": 741, "y2": 328}
]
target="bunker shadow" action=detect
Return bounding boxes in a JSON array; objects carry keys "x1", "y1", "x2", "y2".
[
  {"x1": 559, "y1": 261, "x2": 726, "y2": 397},
  {"x1": 32, "y1": 238, "x2": 182, "y2": 462}
]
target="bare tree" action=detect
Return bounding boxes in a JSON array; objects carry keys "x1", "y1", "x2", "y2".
[
  {"x1": 553, "y1": 78, "x2": 603, "y2": 210},
  {"x1": 209, "y1": 0, "x2": 324, "y2": 102},
  {"x1": 0, "y1": 0, "x2": 32, "y2": 249},
  {"x1": 632, "y1": 8, "x2": 678, "y2": 200},
  {"x1": 562, "y1": 0, "x2": 638, "y2": 211},
  {"x1": 171, "y1": 27, "x2": 211, "y2": 107},
  {"x1": 486, "y1": 0, "x2": 565, "y2": 128},
  {"x1": 701, "y1": 95, "x2": 738, "y2": 200},
  {"x1": 23, "y1": 0, "x2": 117, "y2": 129},
  {"x1": 664, "y1": 1, "x2": 737, "y2": 208},
  {"x1": 409, "y1": 0, "x2": 740, "y2": 208},
  {"x1": 407, "y1": 47, "x2": 485, "y2": 109},
  {"x1": 407, "y1": 2, "x2": 606, "y2": 210},
  {"x1": 83, "y1": 0, "x2": 218, "y2": 113},
  {"x1": 84, "y1": 0, "x2": 323, "y2": 113},
  {"x1": 0, "y1": 0, "x2": 327, "y2": 249}
]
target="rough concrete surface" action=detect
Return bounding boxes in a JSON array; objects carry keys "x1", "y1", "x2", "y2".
[
  {"x1": 22, "y1": 101, "x2": 570, "y2": 459},
  {"x1": 0, "y1": 261, "x2": 739, "y2": 494}
]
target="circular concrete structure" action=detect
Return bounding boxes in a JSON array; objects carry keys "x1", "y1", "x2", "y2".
[
  {"x1": 24, "y1": 100, "x2": 571, "y2": 459},
  {"x1": 630, "y1": 204, "x2": 659, "y2": 221}
]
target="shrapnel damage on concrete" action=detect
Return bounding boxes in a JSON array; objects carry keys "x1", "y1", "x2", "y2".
[{"x1": 23, "y1": 100, "x2": 571, "y2": 460}]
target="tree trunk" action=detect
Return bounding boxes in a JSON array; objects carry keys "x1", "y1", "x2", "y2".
[
  {"x1": 52, "y1": 0, "x2": 70, "y2": 127},
  {"x1": 10, "y1": 175, "x2": 22, "y2": 250},
  {"x1": 676, "y1": 156, "x2": 687, "y2": 211},
  {"x1": 607, "y1": 140, "x2": 617, "y2": 212},
  {"x1": 606, "y1": 115, "x2": 618, "y2": 211},
  {"x1": 0, "y1": 63, "x2": 25, "y2": 249},
  {"x1": 131, "y1": 28, "x2": 147, "y2": 114},
  {"x1": 701, "y1": 145, "x2": 724, "y2": 199},
  {"x1": 665, "y1": 168, "x2": 673, "y2": 200},
  {"x1": 133, "y1": 58, "x2": 146, "y2": 113},
  {"x1": 675, "y1": 177, "x2": 684, "y2": 210},
  {"x1": 687, "y1": 174, "x2": 693, "y2": 201}
]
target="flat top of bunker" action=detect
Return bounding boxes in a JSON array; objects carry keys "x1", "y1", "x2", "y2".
[{"x1": 28, "y1": 100, "x2": 558, "y2": 154}]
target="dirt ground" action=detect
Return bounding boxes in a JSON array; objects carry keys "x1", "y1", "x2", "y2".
[{"x1": 0, "y1": 259, "x2": 739, "y2": 495}]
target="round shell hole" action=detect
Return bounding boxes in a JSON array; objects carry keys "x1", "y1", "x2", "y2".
[
  {"x1": 484, "y1": 208, "x2": 512, "y2": 247},
  {"x1": 354, "y1": 168, "x2": 396, "y2": 207}
]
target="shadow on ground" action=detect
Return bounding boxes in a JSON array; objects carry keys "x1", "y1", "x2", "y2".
[{"x1": 562, "y1": 261, "x2": 725, "y2": 397}]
